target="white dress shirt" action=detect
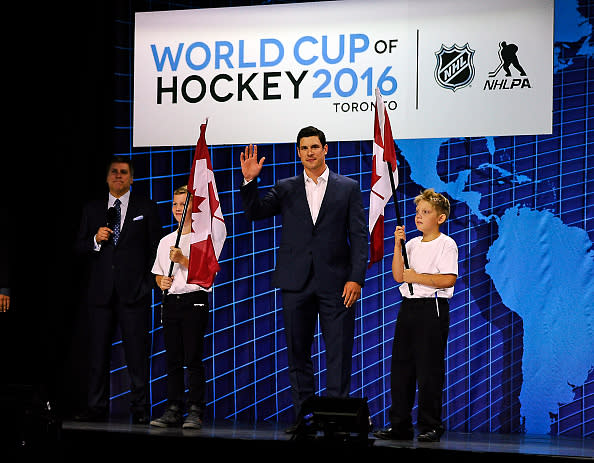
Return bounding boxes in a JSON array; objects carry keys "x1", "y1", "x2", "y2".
[
  {"x1": 243, "y1": 167, "x2": 329, "y2": 224},
  {"x1": 109, "y1": 190, "x2": 130, "y2": 230},
  {"x1": 303, "y1": 167, "x2": 329, "y2": 224}
]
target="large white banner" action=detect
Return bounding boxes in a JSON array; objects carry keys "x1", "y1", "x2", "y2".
[{"x1": 133, "y1": 0, "x2": 553, "y2": 146}]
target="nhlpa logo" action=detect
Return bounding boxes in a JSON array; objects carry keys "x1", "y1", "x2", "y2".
[
  {"x1": 434, "y1": 43, "x2": 475, "y2": 92},
  {"x1": 483, "y1": 41, "x2": 531, "y2": 91},
  {"x1": 489, "y1": 41, "x2": 526, "y2": 77}
]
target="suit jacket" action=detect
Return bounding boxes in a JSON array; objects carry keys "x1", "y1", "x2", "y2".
[
  {"x1": 240, "y1": 170, "x2": 368, "y2": 292},
  {"x1": 75, "y1": 191, "x2": 162, "y2": 305}
]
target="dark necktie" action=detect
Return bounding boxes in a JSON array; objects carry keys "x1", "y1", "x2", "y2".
[{"x1": 113, "y1": 199, "x2": 121, "y2": 245}]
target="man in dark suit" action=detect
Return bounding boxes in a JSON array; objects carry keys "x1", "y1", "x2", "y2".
[
  {"x1": 240, "y1": 126, "x2": 368, "y2": 429},
  {"x1": 0, "y1": 211, "x2": 11, "y2": 313},
  {"x1": 75, "y1": 155, "x2": 161, "y2": 423}
]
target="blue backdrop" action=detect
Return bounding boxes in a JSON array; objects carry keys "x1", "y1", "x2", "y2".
[{"x1": 100, "y1": 0, "x2": 593, "y2": 437}]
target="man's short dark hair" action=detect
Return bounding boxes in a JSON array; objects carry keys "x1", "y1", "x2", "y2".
[
  {"x1": 297, "y1": 126, "x2": 326, "y2": 147},
  {"x1": 107, "y1": 155, "x2": 134, "y2": 177}
]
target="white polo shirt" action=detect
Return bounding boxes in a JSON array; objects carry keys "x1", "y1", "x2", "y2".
[
  {"x1": 399, "y1": 233, "x2": 458, "y2": 299},
  {"x1": 152, "y1": 230, "x2": 211, "y2": 294}
]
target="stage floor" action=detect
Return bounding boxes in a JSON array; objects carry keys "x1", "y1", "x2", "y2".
[{"x1": 29, "y1": 419, "x2": 591, "y2": 462}]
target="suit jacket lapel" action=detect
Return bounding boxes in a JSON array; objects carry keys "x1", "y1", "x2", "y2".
[{"x1": 295, "y1": 175, "x2": 315, "y2": 227}]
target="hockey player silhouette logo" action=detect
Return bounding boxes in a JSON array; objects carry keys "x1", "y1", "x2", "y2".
[
  {"x1": 434, "y1": 43, "x2": 475, "y2": 92},
  {"x1": 489, "y1": 41, "x2": 527, "y2": 77}
]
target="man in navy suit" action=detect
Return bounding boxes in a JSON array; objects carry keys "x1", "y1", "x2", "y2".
[
  {"x1": 240, "y1": 126, "x2": 368, "y2": 430},
  {"x1": 74, "y1": 155, "x2": 161, "y2": 423}
]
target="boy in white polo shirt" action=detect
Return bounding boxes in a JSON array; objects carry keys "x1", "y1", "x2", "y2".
[
  {"x1": 375, "y1": 188, "x2": 458, "y2": 443},
  {"x1": 150, "y1": 185, "x2": 210, "y2": 429}
]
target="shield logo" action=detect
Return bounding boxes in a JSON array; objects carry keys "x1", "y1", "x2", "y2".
[{"x1": 434, "y1": 43, "x2": 475, "y2": 92}]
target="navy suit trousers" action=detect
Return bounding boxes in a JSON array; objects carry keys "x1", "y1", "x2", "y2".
[
  {"x1": 87, "y1": 291, "x2": 150, "y2": 414},
  {"x1": 281, "y1": 274, "x2": 355, "y2": 417}
]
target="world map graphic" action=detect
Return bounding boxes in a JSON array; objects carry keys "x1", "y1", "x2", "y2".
[{"x1": 395, "y1": 1, "x2": 594, "y2": 434}]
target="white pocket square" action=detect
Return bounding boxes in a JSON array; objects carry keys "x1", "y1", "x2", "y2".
[{"x1": 133, "y1": 215, "x2": 144, "y2": 221}]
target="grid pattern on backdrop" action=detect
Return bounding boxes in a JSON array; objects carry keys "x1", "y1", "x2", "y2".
[{"x1": 103, "y1": 0, "x2": 593, "y2": 436}]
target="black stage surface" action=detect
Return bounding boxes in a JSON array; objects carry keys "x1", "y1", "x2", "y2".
[{"x1": 10, "y1": 418, "x2": 593, "y2": 462}]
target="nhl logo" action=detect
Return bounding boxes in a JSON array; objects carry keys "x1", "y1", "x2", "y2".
[{"x1": 434, "y1": 43, "x2": 475, "y2": 92}]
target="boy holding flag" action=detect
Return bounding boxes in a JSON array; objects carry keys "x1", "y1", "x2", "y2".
[{"x1": 375, "y1": 188, "x2": 458, "y2": 442}]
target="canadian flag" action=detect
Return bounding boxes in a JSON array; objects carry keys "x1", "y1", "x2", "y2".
[
  {"x1": 369, "y1": 87, "x2": 398, "y2": 268},
  {"x1": 187, "y1": 121, "x2": 226, "y2": 288}
]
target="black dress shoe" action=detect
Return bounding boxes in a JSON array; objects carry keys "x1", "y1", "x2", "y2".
[
  {"x1": 285, "y1": 422, "x2": 299, "y2": 434},
  {"x1": 417, "y1": 428, "x2": 444, "y2": 442},
  {"x1": 373, "y1": 427, "x2": 414, "y2": 440},
  {"x1": 132, "y1": 411, "x2": 150, "y2": 425}
]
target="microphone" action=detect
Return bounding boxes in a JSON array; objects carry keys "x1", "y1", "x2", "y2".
[{"x1": 105, "y1": 207, "x2": 118, "y2": 242}]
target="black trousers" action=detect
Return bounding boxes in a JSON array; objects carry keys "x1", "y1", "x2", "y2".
[
  {"x1": 87, "y1": 291, "x2": 150, "y2": 414},
  {"x1": 281, "y1": 276, "x2": 355, "y2": 417},
  {"x1": 162, "y1": 291, "x2": 209, "y2": 409},
  {"x1": 389, "y1": 297, "x2": 450, "y2": 433}
]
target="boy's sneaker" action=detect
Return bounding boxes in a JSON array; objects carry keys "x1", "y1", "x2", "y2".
[
  {"x1": 150, "y1": 404, "x2": 183, "y2": 428},
  {"x1": 182, "y1": 405, "x2": 203, "y2": 429}
]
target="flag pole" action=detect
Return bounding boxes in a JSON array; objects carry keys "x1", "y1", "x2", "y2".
[
  {"x1": 386, "y1": 161, "x2": 413, "y2": 295},
  {"x1": 163, "y1": 191, "x2": 192, "y2": 299},
  {"x1": 160, "y1": 189, "x2": 191, "y2": 323}
]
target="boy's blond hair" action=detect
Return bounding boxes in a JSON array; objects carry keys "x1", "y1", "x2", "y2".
[
  {"x1": 174, "y1": 185, "x2": 188, "y2": 196},
  {"x1": 414, "y1": 188, "x2": 450, "y2": 219}
]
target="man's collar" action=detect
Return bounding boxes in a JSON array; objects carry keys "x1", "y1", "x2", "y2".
[
  {"x1": 109, "y1": 189, "x2": 131, "y2": 205},
  {"x1": 303, "y1": 166, "x2": 329, "y2": 184}
]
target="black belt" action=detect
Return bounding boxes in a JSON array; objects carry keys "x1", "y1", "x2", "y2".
[
  {"x1": 403, "y1": 297, "x2": 448, "y2": 304},
  {"x1": 163, "y1": 291, "x2": 208, "y2": 304},
  {"x1": 160, "y1": 291, "x2": 207, "y2": 323}
]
